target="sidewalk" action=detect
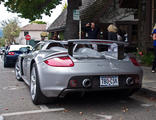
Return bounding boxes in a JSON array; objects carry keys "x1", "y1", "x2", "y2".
[{"x1": 141, "y1": 66, "x2": 156, "y2": 94}]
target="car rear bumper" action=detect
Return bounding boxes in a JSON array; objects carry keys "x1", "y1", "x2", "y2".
[
  {"x1": 42, "y1": 85, "x2": 141, "y2": 98},
  {"x1": 5, "y1": 55, "x2": 18, "y2": 65},
  {"x1": 37, "y1": 62, "x2": 143, "y2": 98},
  {"x1": 40, "y1": 74, "x2": 142, "y2": 98}
]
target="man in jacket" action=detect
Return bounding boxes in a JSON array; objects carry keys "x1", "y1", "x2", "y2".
[{"x1": 85, "y1": 22, "x2": 99, "y2": 39}]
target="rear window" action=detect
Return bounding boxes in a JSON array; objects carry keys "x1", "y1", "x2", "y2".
[
  {"x1": 73, "y1": 43, "x2": 118, "y2": 59},
  {"x1": 46, "y1": 43, "x2": 64, "y2": 49},
  {"x1": 9, "y1": 45, "x2": 32, "y2": 51}
]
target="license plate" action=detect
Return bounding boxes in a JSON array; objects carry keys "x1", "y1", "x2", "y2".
[{"x1": 100, "y1": 76, "x2": 119, "y2": 87}]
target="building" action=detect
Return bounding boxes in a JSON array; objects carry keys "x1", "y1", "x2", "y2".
[
  {"x1": 16, "y1": 23, "x2": 47, "y2": 45},
  {"x1": 47, "y1": 0, "x2": 137, "y2": 43},
  {"x1": 48, "y1": 0, "x2": 156, "y2": 52}
]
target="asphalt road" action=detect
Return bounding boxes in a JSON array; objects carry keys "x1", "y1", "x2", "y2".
[{"x1": 0, "y1": 57, "x2": 156, "y2": 120}]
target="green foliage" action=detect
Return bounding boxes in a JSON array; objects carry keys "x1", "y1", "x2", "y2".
[
  {"x1": 137, "y1": 52, "x2": 154, "y2": 66},
  {"x1": 59, "y1": 32, "x2": 64, "y2": 40},
  {"x1": 0, "y1": 0, "x2": 62, "y2": 21},
  {"x1": 140, "y1": 52, "x2": 154, "y2": 66},
  {"x1": 0, "y1": 38, "x2": 6, "y2": 46},
  {"x1": 31, "y1": 21, "x2": 46, "y2": 24},
  {"x1": 1, "y1": 18, "x2": 20, "y2": 45},
  {"x1": 48, "y1": 32, "x2": 52, "y2": 40},
  {"x1": 62, "y1": 2, "x2": 68, "y2": 11}
]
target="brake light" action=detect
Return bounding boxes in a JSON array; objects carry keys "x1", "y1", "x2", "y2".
[
  {"x1": 130, "y1": 58, "x2": 140, "y2": 66},
  {"x1": 44, "y1": 56, "x2": 74, "y2": 67},
  {"x1": 8, "y1": 52, "x2": 15, "y2": 55}
]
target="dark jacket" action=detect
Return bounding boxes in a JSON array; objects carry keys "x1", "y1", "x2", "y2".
[
  {"x1": 85, "y1": 26, "x2": 99, "y2": 39},
  {"x1": 108, "y1": 32, "x2": 117, "y2": 41}
]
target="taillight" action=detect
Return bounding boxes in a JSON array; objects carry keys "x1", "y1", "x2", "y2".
[
  {"x1": 44, "y1": 56, "x2": 74, "y2": 67},
  {"x1": 130, "y1": 58, "x2": 140, "y2": 66},
  {"x1": 8, "y1": 52, "x2": 15, "y2": 55}
]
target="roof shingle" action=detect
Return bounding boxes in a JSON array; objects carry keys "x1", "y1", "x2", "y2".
[
  {"x1": 21, "y1": 24, "x2": 47, "y2": 31},
  {"x1": 47, "y1": 9, "x2": 67, "y2": 32}
]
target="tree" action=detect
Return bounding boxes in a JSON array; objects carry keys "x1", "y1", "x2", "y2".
[
  {"x1": 1, "y1": 18, "x2": 20, "y2": 45},
  {"x1": 0, "y1": 0, "x2": 82, "y2": 39},
  {"x1": 64, "y1": 0, "x2": 81, "y2": 39},
  {"x1": 0, "y1": 38, "x2": 5, "y2": 46},
  {"x1": 31, "y1": 21, "x2": 47, "y2": 24}
]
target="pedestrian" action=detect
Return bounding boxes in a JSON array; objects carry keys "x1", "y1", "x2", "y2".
[
  {"x1": 152, "y1": 29, "x2": 156, "y2": 73},
  {"x1": 85, "y1": 22, "x2": 99, "y2": 39},
  {"x1": 107, "y1": 24, "x2": 118, "y2": 53},
  {"x1": 107, "y1": 24, "x2": 118, "y2": 41},
  {"x1": 117, "y1": 27, "x2": 124, "y2": 41},
  {"x1": 53, "y1": 32, "x2": 58, "y2": 40}
]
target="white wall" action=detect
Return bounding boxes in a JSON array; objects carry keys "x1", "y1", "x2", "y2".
[{"x1": 16, "y1": 31, "x2": 44, "y2": 45}]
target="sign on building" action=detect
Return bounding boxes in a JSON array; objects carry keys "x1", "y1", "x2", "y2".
[{"x1": 73, "y1": 9, "x2": 80, "y2": 21}]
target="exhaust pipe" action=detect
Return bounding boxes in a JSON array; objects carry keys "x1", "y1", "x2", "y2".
[
  {"x1": 82, "y1": 79, "x2": 92, "y2": 88},
  {"x1": 126, "y1": 77, "x2": 134, "y2": 86}
]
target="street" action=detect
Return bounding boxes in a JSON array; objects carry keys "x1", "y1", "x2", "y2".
[{"x1": 0, "y1": 58, "x2": 156, "y2": 120}]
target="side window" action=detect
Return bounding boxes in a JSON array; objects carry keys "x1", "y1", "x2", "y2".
[
  {"x1": 46, "y1": 43, "x2": 64, "y2": 49},
  {"x1": 33, "y1": 43, "x2": 44, "y2": 51}
]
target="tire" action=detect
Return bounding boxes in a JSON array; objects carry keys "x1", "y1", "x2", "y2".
[
  {"x1": 3, "y1": 57, "x2": 8, "y2": 68},
  {"x1": 30, "y1": 63, "x2": 50, "y2": 105},
  {"x1": 15, "y1": 61, "x2": 23, "y2": 81}
]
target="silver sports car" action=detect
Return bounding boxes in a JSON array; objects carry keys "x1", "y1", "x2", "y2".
[{"x1": 15, "y1": 40, "x2": 143, "y2": 105}]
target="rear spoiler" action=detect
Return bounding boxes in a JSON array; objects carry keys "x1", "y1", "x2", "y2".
[{"x1": 68, "y1": 39, "x2": 129, "y2": 60}]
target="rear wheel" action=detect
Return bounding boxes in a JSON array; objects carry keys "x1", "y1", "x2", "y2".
[
  {"x1": 15, "y1": 61, "x2": 23, "y2": 81},
  {"x1": 3, "y1": 57, "x2": 8, "y2": 68},
  {"x1": 30, "y1": 63, "x2": 50, "y2": 105}
]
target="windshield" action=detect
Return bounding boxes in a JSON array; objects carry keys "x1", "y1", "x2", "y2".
[{"x1": 73, "y1": 43, "x2": 118, "y2": 59}]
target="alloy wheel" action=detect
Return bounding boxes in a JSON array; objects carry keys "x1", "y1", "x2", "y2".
[
  {"x1": 30, "y1": 67, "x2": 37, "y2": 101},
  {"x1": 15, "y1": 63, "x2": 21, "y2": 80}
]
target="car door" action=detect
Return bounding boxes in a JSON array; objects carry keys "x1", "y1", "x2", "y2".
[{"x1": 22, "y1": 43, "x2": 45, "y2": 84}]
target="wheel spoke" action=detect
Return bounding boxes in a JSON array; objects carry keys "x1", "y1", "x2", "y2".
[
  {"x1": 31, "y1": 67, "x2": 37, "y2": 100},
  {"x1": 15, "y1": 63, "x2": 21, "y2": 79}
]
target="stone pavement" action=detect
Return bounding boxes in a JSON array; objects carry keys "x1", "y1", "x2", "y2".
[{"x1": 141, "y1": 66, "x2": 156, "y2": 93}]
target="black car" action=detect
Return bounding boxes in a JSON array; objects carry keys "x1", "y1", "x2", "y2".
[{"x1": 3, "y1": 45, "x2": 32, "y2": 67}]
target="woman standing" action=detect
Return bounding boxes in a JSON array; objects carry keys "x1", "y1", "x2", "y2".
[
  {"x1": 107, "y1": 24, "x2": 118, "y2": 41},
  {"x1": 152, "y1": 29, "x2": 156, "y2": 73}
]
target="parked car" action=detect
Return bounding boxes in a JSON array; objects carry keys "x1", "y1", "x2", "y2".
[
  {"x1": 15, "y1": 40, "x2": 143, "y2": 105},
  {"x1": 0, "y1": 47, "x2": 5, "y2": 55},
  {"x1": 3, "y1": 45, "x2": 32, "y2": 67}
]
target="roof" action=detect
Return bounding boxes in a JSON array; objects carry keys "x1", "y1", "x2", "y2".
[
  {"x1": 9, "y1": 45, "x2": 32, "y2": 51},
  {"x1": 47, "y1": 0, "x2": 135, "y2": 32},
  {"x1": 21, "y1": 24, "x2": 47, "y2": 31},
  {"x1": 47, "y1": 0, "x2": 97, "y2": 32},
  {"x1": 47, "y1": 9, "x2": 67, "y2": 32}
]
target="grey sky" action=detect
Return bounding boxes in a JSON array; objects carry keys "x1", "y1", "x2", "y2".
[{"x1": 0, "y1": 0, "x2": 67, "y2": 28}]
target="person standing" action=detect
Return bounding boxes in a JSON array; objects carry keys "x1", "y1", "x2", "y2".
[
  {"x1": 107, "y1": 24, "x2": 118, "y2": 41},
  {"x1": 152, "y1": 29, "x2": 156, "y2": 73},
  {"x1": 85, "y1": 22, "x2": 99, "y2": 39}
]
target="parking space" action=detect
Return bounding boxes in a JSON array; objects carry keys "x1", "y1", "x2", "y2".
[{"x1": 1, "y1": 56, "x2": 156, "y2": 120}]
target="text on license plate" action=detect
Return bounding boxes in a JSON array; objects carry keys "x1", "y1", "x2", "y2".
[{"x1": 100, "y1": 76, "x2": 119, "y2": 87}]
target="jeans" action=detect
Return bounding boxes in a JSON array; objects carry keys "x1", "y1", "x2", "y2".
[{"x1": 152, "y1": 46, "x2": 156, "y2": 70}]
